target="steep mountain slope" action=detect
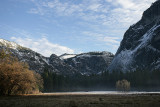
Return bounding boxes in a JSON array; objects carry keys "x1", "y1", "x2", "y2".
[
  {"x1": 62, "y1": 52, "x2": 114, "y2": 75},
  {"x1": 108, "y1": 0, "x2": 160, "y2": 72},
  {"x1": 0, "y1": 39, "x2": 77, "y2": 75}
]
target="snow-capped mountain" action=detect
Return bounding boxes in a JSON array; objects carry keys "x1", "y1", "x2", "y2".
[
  {"x1": 0, "y1": 39, "x2": 114, "y2": 75},
  {"x1": 63, "y1": 52, "x2": 114, "y2": 75},
  {"x1": 0, "y1": 39, "x2": 29, "y2": 50},
  {"x1": 0, "y1": 39, "x2": 77, "y2": 75},
  {"x1": 108, "y1": 0, "x2": 160, "y2": 72}
]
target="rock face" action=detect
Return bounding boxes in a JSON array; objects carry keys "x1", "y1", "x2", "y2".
[
  {"x1": 0, "y1": 39, "x2": 77, "y2": 75},
  {"x1": 61, "y1": 52, "x2": 114, "y2": 75},
  {"x1": 108, "y1": 0, "x2": 160, "y2": 72},
  {"x1": 49, "y1": 54, "x2": 77, "y2": 75}
]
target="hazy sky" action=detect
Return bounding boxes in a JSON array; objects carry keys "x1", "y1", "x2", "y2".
[{"x1": 0, "y1": 0, "x2": 156, "y2": 57}]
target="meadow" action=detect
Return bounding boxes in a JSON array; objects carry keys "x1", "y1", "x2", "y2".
[{"x1": 0, "y1": 93, "x2": 160, "y2": 107}]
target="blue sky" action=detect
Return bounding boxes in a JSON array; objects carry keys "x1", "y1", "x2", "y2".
[{"x1": 0, "y1": 0, "x2": 156, "y2": 57}]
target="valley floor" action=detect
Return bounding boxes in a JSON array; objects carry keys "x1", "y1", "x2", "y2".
[{"x1": 0, "y1": 93, "x2": 160, "y2": 107}]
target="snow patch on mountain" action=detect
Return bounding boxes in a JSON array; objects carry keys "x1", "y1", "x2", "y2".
[
  {"x1": 0, "y1": 38, "x2": 30, "y2": 51},
  {"x1": 59, "y1": 53, "x2": 76, "y2": 59},
  {"x1": 108, "y1": 24, "x2": 160, "y2": 72},
  {"x1": 64, "y1": 51, "x2": 114, "y2": 75},
  {"x1": 0, "y1": 39, "x2": 20, "y2": 49}
]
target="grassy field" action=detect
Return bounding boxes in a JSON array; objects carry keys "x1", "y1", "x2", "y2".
[{"x1": 0, "y1": 93, "x2": 160, "y2": 107}]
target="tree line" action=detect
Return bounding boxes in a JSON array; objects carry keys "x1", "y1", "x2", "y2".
[{"x1": 41, "y1": 69, "x2": 160, "y2": 92}]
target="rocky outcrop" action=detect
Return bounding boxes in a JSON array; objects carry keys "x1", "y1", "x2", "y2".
[
  {"x1": 62, "y1": 52, "x2": 114, "y2": 75},
  {"x1": 108, "y1": 0, "x2": 160, "y2": 72}
]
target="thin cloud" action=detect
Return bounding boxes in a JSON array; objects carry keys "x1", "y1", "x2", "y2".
[
  {"x1": 116, "y1": 0, "x2": 136, "y2": 9},
  {"x1": 83, "y1": 31, "x2": 120, "y2": 45},
  {"x1": 11, "y1": 37, "x2": 74, "y2": 57},
  {"x1": 27, "y1": 0, "x2": 156, "y2": 25},
  {"x1": 26, "y1": 0, "x2": 156, "y2": 37}
]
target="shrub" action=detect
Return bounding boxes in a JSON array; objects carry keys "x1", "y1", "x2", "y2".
[{"x1": 116, "y1": 79, "x2": 130, "y2": 92}]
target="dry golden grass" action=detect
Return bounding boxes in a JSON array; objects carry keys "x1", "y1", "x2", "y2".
[{"x1": 0, "y1": 93, "x2": 160, "y2": 107}]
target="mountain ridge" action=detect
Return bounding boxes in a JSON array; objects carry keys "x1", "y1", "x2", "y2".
[
  {"x1": 0, "y1": 38, "x2": 114, "y2": 75},
  {"x1": 63, "y1": 51, "x2": 114, "y2": 75},
  {"x1": 0, "y1": 39, "x2": 78, "y2": 75}
]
